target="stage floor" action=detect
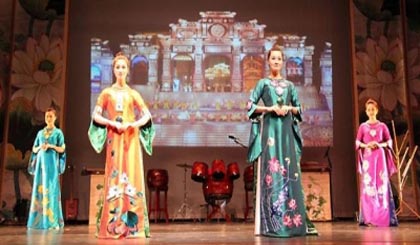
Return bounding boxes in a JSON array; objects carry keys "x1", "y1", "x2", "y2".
[{"x1": 1, "y1": 221, "x2": 420, "y2": 244}]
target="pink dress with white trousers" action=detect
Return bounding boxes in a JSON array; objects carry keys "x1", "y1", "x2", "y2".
[{"x1": 355, "y1": 121, "x2": 398, "y2": 227}]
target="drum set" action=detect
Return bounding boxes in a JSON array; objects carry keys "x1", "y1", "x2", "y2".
[
  {"x1": 172, "y1": 135, "x2": 246, "y2": 221},
  {"x1": 191, "y1": 160, "x2": 240, "y2": 221}
]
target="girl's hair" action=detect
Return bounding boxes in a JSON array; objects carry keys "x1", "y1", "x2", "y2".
[
  {"x1": 267, "y1": 45, "x2": 284, "y2": 60},
  {"x1": 365, "y1": 98, "x2": 379, "y2": 109},
  {"x1": 112, "y1": 52, "x2": 130, "y2": 70},
  {"x1": 46, "y1": 107, "x2": 57, "y2": 116}
]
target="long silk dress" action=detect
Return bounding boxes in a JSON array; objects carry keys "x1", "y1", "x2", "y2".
[
  {"x1": 355, "y1": 121, "x2": 398, "y2": 227},
  {"x1": 27, "y1": 127, "x2": 66, "y2": 229},
  {"x1": 88, "y1": 85, "x2": 155, "y2": 239},
  {"x1": 247, "y1": 78, "x2": 316, "y2": 237}
]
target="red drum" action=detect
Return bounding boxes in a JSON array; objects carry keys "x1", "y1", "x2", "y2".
[
  {"x1": 211, "y1": 159, "x2": 226, "y2": 180},
  {"x1": 227, "y1": 162, "x2": 240, "y2": 180},
  {"x1": 191, "y1": 161, "x2": 208, "y2": 183},
  {"x1": 203, "y1": 176, "x2": 232, "y2": 205},
  {"x1": 192, "y1": 159, "x2": 242, "y2": 207},
  {"x1": 147, "y1": 169, "x2": 169, "y2": 190},
  {"x1": 243, "y1": 165, "x2": 254, "y2": 191}
]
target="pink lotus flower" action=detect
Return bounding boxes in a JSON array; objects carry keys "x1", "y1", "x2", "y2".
[
  {"x1": 283, "y1": 215, "x2": 293, "y2": 227},
  {"x1": 265, "y1": 175, "x2": 273, "y2": 186},
  {"x1": 114, "y1": 223, "x2": 130, "y2": 236},
  {"x1": 293, "y1": 214, "x2": 303, "y2": 227},
  {"x1": 268, "y1": 157, "x2": 280, "y2": 173}
]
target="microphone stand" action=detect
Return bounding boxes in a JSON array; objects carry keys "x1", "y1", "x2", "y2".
[
  {"x1": 324, "y1": 146, "x2": 332, "y2": 170},
  {"x1": 228, "y1": 136, "x2": 248, "y2": 148}
]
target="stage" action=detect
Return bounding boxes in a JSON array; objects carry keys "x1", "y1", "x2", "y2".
[{"x1": 1, "y1": 221, "x2": 420, "y2": 244}]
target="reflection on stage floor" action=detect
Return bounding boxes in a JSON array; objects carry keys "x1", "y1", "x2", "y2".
[{"x1": 1, "y1": 221, "x2": 420, "y2": 244}]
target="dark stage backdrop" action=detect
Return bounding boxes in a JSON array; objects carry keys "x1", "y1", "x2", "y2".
[{"x1": 66, "y1": 0, "x2": 356, "y2": 220}]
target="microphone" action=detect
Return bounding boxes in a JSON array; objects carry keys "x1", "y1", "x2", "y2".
[
  {"x1": 228, "y1": 135, "x2": 248, "y2": 148},
  {"x1": 323, "y1": 146, "x2": 330, "y2": 158}
]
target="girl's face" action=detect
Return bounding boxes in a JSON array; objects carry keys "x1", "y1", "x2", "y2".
[
  {"x1": 268, "y1": 50, "x2": 283, "y2": 73},
  {"x1": 365, "y1": 103, "x2": 378, "y2": 119},
  {"x1": 113, "y1": 59, "x2": 129, "y2": 80},
  {"x1": 45, "y1": 111, "x2": 56, "y2": 126}
]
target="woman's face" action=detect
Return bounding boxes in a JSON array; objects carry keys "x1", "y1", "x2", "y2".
[
  {"x1": 45, "y1": 111, "x2": 56, "y2": 126},
  {"x1": 268, "y1": 50, "x2": 283, "y2": 73},
  {"x1": 113, "y1": 59, "x2": 129, "y2": 80},
  {"x1": 365, "y1": 103, "x2": 378, "y2": 119}
]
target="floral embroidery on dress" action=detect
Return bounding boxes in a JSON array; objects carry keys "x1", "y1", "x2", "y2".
[
  {"x1": 264, "y1": 154, "x2": 303, "y2": 230},
  {"x1": 104, "y1": 171, "x2": 144, "y2": 236},
  {"x1": 106, "y1": 185, "x2": 122, "y2": 201},
  {"x1": 269, "y1": 79, "x2": 288, "y2": 97},
  {"x1": 246, "y1": 100, "x2": 253, "y2": 110},
  {"x1": 124, "y1": 184, "x2": 137, "y2": 198},
  {"x1": 362, "y1": 160, "x2": 370, "y2": 171},
  {"x1": 119, "y1": 172, "x2": 129, "y2": 184},
  {"x1": 268, "y1": 157, "x2": 280, "y2": 173},
  {"x1": 369, "y1": 129, "x2": 376, "y2": 137}
]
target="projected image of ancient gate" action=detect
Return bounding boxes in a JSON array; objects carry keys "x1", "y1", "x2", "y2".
[{"x1": 90, "y1": 11, "x2": 333, "y2": 147}]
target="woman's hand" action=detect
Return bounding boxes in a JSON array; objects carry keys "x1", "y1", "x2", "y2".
[
  {"x1": 110, "y1": 121, "x2": 133, "y2": 133},
  {"x1": 271, "y1": 105, "x2": 290, "y2": 117},
  {"x1": 120, "y1": 122, "x2": 132, "y2": 132},
  {"x1": 41, "y1": 143, "x2": 48, "y2": 151},
  {"x1": 114, "y1": 121, "x2": 124, "y2": 133},
  {"x1": 41, "y1": 143, "x2": 56, "y2": 151},
  {"x1": 367, "y1": 141, "x2": 382, "y2": 149}
]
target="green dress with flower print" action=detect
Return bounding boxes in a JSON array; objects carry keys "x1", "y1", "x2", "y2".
[
  {"x1": 27, "y1": 127, "x2": 66, "y2": 229},
  {"x1": 247, "y1": 78, "x2": 317, "y2": 237}
]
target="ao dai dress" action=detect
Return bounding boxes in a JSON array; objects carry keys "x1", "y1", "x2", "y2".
[
  {"x1": 247, "y1": 78, "x2": 316, "y2": 237},
  {"x1": 89, "y1": 85, "x2": 154, "y2": 239},
  {"x1": 27, "y1": 127, "x2": 66, "y2": 229},
  {"x1": 356, "y1": 121, "x2": 398, "y2": 226}
]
